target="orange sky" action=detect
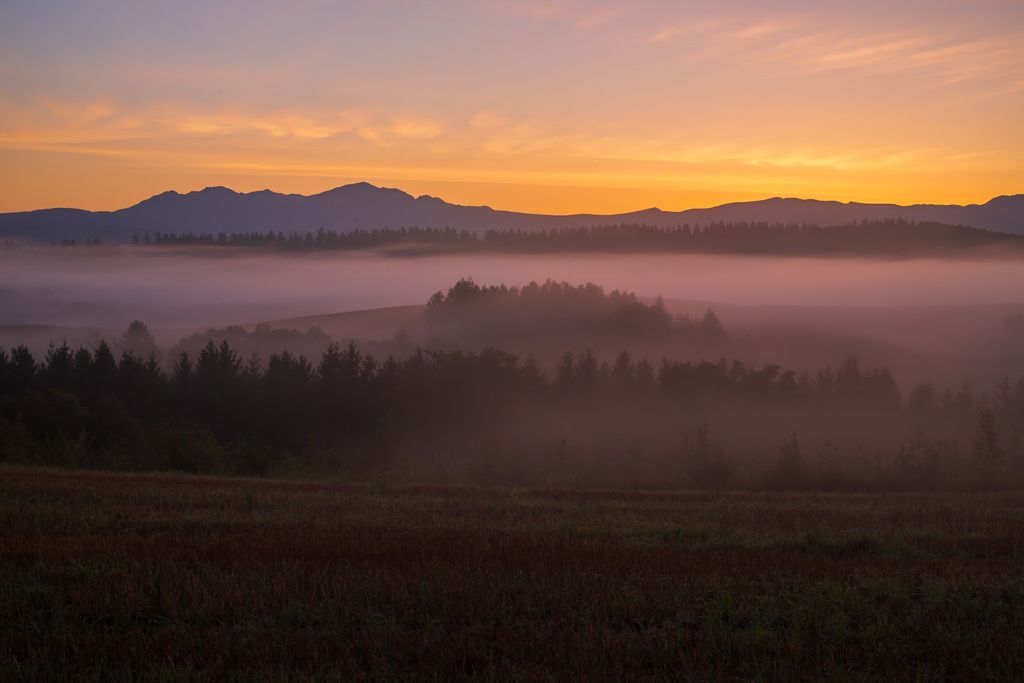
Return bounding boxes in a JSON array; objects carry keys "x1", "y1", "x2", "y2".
[{"x1": 1, "y1": 0, "x2": 1022, "y2": 214}]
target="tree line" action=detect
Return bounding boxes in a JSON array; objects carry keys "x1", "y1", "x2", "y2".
[
  {"x1": 2, "y1": 327, "x2": 1021, "y2": 490},
  {"x1": 116, "y1": 219, "x2": 1024, "y2": 256}
]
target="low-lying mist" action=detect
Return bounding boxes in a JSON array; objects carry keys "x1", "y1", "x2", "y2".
[
  {"x1": 2, "y1": 246, "x2": 1023, "y2": 328},
  {"x1": 3, "y1": 246, "x2": 1022, "y2": 388},
  {"x1": 2, "y1": 246, "x2": 1023, "y2": 490}
]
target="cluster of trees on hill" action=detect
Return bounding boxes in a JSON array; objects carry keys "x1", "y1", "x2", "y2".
[
  {"x1": 2, "y1": 329, "x2": 1021, "y2": 490},
  {"x1": 113, "y1": 219, "x2": 1023, "y2": 256},
  {"x1": 425, "y1": 279, "x2": 726, "y2": 352}
]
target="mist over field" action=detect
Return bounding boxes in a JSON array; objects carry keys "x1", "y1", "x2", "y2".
[
  {"x1": 2, "y1": 247, "x2": 1023, "y2": 327},
  {"x1": 3, "y1": 246, "x2": 1023, "y2": 384},
  {"x1": 2, "y1": 246, "x2": 1022, "y2": 393}
]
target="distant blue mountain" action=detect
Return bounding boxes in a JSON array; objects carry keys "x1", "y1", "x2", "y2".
[{"x1": 1, "y1": 182, "x2": 1021, "y2": 242}]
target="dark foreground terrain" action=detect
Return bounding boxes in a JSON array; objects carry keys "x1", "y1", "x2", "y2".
[{"x1": 3, "y1": 467, "x2": 1024, "y2": 680}]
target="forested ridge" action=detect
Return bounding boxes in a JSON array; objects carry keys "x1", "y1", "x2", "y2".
[
  {"x1": 18, "y1": 218, "x2": 1013, "y2": 255},
  {"x1": 424, "y1": 278, "x2": 727, "y2": 352},
  {"x1": 3, "y1": 279, "x2": 1022, "y2": 491}
]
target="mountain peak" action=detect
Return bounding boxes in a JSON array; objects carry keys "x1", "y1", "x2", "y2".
[
  {"x1": 416, "y1": 194, "x2": 446, "y2": 204},
  {"x1": 320, "y1": 182, "x2": 380, "y2": 194},
  {"x1": 986, "y1": 194, "x2": 1024, "y2": 205},
  {"x1": 4, "y1": 185, "x2": 1022, "y2": 242},
  {"x1": 315, "y1": 182, "x2": 414, "y2": 201}
]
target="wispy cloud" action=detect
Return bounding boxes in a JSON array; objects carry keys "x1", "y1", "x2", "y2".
[
  {"x1": 0, "y1": 100, "x2": 447, "y2": 149},
  {"x1": 798, "y1": 30, "x2": 1024, "y2": 87},
  {"x1": 1, "y1": 92, "x2": 1011, "y2": 182},
  {"x1": 648, "y1": 9, "x2": 1024, "y2": 93},
  {"x1": 386, "y1": 113, "x2": 446, "y2": 140},
  {"x1": 468, "y1": 110, "x2": 509, "y2": 130},
  {"x1": 571, "y1": 135, "x2": 945, "y2": 173}
]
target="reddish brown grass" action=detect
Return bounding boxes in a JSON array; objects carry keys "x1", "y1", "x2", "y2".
[{"x1": 3, "y1": 467, "x2": 1024, "y2": 680}]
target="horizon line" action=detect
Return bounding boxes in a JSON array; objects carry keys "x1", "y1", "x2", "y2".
[{"x1": 9, "y1": 181, "x2": 1022, "y2": 217}]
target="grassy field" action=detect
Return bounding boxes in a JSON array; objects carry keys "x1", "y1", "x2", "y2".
[{"x1": 3, "y1": 467, "x2": 1024, "y2": 680}]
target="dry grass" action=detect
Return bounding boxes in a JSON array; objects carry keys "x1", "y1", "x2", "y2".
[{"x1": 3, "y1": 467, "x2": 1024, "y2": 680}]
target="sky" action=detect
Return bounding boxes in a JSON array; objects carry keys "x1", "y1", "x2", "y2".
[{"x1": 1, "y1": 0, "x2": 1022, "y2": 215}]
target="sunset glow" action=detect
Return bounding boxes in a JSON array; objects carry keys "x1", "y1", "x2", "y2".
[{"x1": 2, "y1": 0, "x2": 1022, "y2": 213}]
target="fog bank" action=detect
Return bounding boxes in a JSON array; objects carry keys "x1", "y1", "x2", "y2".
[{"x1": 2, "y1": 247, "x2": 1022, "y2": 329}]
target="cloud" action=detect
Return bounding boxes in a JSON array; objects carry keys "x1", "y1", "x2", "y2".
[
  {"x1": 0, "y1": 92, "x2": 1011, "y2": 184},
  {"x1": 0, "y1": 100, "x2": 447, "y2": 149},
  {"x1": 469, "y1": 110, "x2": 509, "y2": 130},
  {"x1": 803, "y1": 36, "x2": 929, "y2": 72},
  {"x1": 799, "y1": 30, "x2": 1024, "y2": 86},
  {"x1": 646, "y1": 9, "x2": 1024, "y2": 93},
  {"x1": 730, "y1": 21, "x2": 1023, "y2": 91},
  {"x1": 386, "y1": 113, "x2": 446, "y2": 140}
]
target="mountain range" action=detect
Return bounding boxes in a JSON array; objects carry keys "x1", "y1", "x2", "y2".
[{"x1": 1, "y1": 182, "x2": 1022, "y2": 243}]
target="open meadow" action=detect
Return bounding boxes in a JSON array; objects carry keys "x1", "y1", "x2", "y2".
[{"x1": 3, "y1": 467, "x2": 1024, "y2": 680}]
